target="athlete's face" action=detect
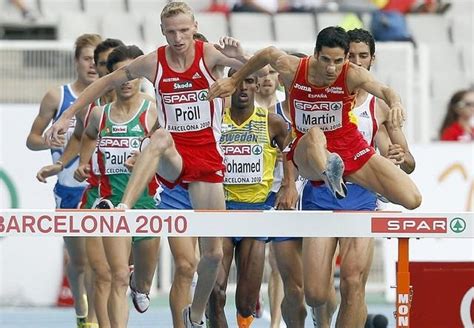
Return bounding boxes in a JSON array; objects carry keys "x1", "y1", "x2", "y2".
[
  {"x1": 161, "y1": 13, "x2": 197, "y2": 54},
  {"x1": 257, "y1": 65, "x2": 280, "y2": 97},
  {"x1": 112, "y1": 59, "x2": 140, "y2": 100},
  {"x1": 232, "y1": 75, "x2": 257, "y2": 109},
  {"x1": 76, "y1": 46, "x2": 98, "y2": 85},
  {"x1": 95, "y1": 48, "x2": 115, "y2": 77},
  {"x1": 315, "y1": 46, "x2": 347, "y2": 84},
  {"x1": 348, "y1": 42, "x2": 374, "y2": 71}
]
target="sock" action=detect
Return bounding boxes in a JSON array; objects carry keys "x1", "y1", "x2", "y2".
[{"x1": 237, "y1": 313, "x2": 254, "y2": 328}]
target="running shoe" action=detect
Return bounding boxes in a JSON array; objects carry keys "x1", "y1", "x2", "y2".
[
  {"x1": 321, "y1": 153, "x2": 347, "y2": 199},
  {"x1": 129, "y1": 271, "x2": 150, "y2": 313},
  {"x1": 94, "y1": 198, "x2": 114, "y2": 209},
  {"x1": 183, "y1": 305, "x2": 204, "y2": 328}
]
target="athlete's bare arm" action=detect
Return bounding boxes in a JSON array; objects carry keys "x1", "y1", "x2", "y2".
[
  {"x1": 268, "y1": 113, "x2": 289, "y2": 151},
  {"x1": 347, "y1": 63, "x2": 404, "y2": 128},
  {"x1": 27, "y1": 87, "x2": 65, "y2": 150},
  {"x1": 74, "y1": 107, "x2": 102, "y2": 182},
  {"x1": 375, "y1": 99, "x2": 415, "y2": 174},
  {"x1": 208, "y1": 46, "x2": 299, "y2": 99},
  {"x1": 45, "y1": 53, "x2": 157, "y2": 142}
]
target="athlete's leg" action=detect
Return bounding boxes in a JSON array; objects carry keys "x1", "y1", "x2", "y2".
[
  {"x1": 268, "y1": 243, "x2": 284, "y2": 328},
  {"x1": 272, "y1": 239, "x2": 306, "y2": 327},
  {"x1": 208, "y1": 238, "x2": 234, "y2": 328},
  {"x1": 102, "y1": 237, "x2": 132, "y2": 328},
  {"x1": 293, "y1": 127, "x2": 346, "y2": 198},
  {"x1": 235, "y1": 238, "x2": 266, "y2": 326},
  {"x1": 86, "y1": 237, "x2": 111, "y2": 328},
  {"x1": 303, "y1": 238, "x2": 338, "y2": 328},
  {"x1": 187, "y1": 181, "x2": 225, "y2": 324},
  {"x1": 63, "y1": 237, "x2": 89, "y2": 319},
  {"x1": 169, "y1": 237, "x2": 199, "y2": 328},
  {"x1": 131, "y1": 237, "x2": 161, "y2": 294},
  {"x1": 347, "y1": 154, "x2": 421, "y2": 209},
  {"x1": 335, "y1": 238, "x2": 374, "y2": 327}
]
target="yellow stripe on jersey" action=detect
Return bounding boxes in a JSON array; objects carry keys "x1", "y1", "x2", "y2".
[{"x1": 221, "y1": 106, "x2": 277, "y2": 203}]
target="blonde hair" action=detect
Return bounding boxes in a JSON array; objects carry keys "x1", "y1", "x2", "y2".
[
  {"x1": 74, "y1": 33, "x2": 102, "y2": 59},
  {"x1": 160, "y1": 1, "x2": 194, "y2": 21}
]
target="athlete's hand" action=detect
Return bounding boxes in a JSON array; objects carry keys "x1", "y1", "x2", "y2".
[
  {"x1": 214, "y1": 36, "x2": 244, "y2": 60},
  {"x1": 275, "y1": 183, "x2": 298, "y2": 210},
  {"x1": 386, "y1": 144, "x2": 405, "y2": 165},
  {"x1": 388, "y1": 103, "x2": 405, "y2": 129},
  {"x1": 36, "y1": 164, "x2": 62, "y2": 183},
  {"x1": 49, "y1": 133, "x2": 67, "y2": 149},
  {"x1": 208, "y1": 77, "x2": 237, "y2": 100},
  {"x1": 44, "y1": 116, "x2": 69, "y2": 147},
  {"x1": 125, "y1": 151, "x2": 139, "y2": 172},
  {"x1": 74, "y1": 164, "x2": 91, "y2": 182}
]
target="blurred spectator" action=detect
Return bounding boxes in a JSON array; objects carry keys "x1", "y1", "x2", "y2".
[
  {"x1": 207, "y1": 0, "x2": 231, "y2": 14},
  {"x1": 229, "y1": 0, "x2": 279, "y2": 14},
  {"x1": 439, "y1": 89, "x2": 474, "y2": 141},
  {"x1": 4, "y1": 0, "x2": 37, "y2": 21},
  {"x1": 372, "y1": 0, "x2": 450, "y2": 14}
]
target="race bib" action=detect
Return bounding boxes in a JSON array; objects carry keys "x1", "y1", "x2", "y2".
[
  {"x1": 223, "y1": 144, "x2": 264, "y2": 185},
  {"x1": 162, "y1": 90, "x2": 212, "y2": 133},
  {"x1": 294, "y1": 100, "x2": 343, "y2": 132},
  {"x1": 98, "y1": 137, "x2": 140, "y2": 175}
]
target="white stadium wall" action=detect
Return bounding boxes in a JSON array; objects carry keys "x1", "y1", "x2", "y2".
[{"x1": 1, "y1": 104, "x2": 473, "y2": 305}]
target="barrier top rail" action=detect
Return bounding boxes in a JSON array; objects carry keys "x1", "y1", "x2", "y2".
[{"x1": 1, "y1": 209, "x2": 472, "y2": 238}]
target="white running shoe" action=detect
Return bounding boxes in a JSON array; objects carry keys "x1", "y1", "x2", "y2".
[
  {"x1": 94, "y1": 198, "x2": 114, "y2": 209},
  {"x1": 322, "y1": 153, "x2": 347, "y2": 199},
  {"x1": 183, "y1": 305, "x2": 204, "y2": 328},
  {"x1": 129, "y1": 271, "x2": 150, "y2": 313}
]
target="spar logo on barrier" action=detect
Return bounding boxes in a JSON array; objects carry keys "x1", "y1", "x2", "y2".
[
  {"x1": 450, "y1": 217, "x2": 466, "y2": 233},
  {"x1": 371, "y1": 217, "x2": 448, "y2": 233}
]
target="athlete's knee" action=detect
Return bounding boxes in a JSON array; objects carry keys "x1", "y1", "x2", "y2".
[
  {"x1": 149, "y1": 128, "x2": 174, "y2": 154},
  {"x1": 93, "y1": 265, "x2": 112, "y2": 286},
  {"x1": 174, "y1": 257, "x2": 197, "y2": 282},
  {"x1": 110, "y1": 267, "x2": 130, "y2": 290},
  {"x1": 68, "y1": 257, "x2": 87, "y2": 274},
  {"x1": 406, "y1": 187, "x2": 422, "y2": 210},
  {"x1": 200, "y1": 247, "x2": 223, "y2": 269},
  {"x1": 339, "y1": 271, "x2": 366, "y2": 300},
  {"x1": 283, "y1": 280, "x2": 304, "y2": 304},
  {"x1": 306, "y1": 127, "x2": 326, "y2": 146},
  {"x1": 305, "y1": 284, "x2": 332, "y2": 308}
]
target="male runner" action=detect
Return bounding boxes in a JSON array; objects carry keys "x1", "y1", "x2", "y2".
[
  {"x1": 27, "y1": 33, "x2": 102, "y2": 328},
  {"x1": 209, "y1": 26, "x2": 421, "y2": 209},
  {"x1": 302, "y1": 28, "x2": 416, "y2": 328},
  {"x1": 75, "y1": 45, "x2": 160, "y2": 328},
  {"x1": 36, "y1": 38, "x2": 124, "y2": 328},
  {"x1": 207, "y1": 69, "x2": 288, "y2": 328},
  {"x1": 45, "y1": 3, "x2": 249, "y2": 327}
]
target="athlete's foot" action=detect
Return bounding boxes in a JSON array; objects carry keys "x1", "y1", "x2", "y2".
[
  {"x1": 76, "y1": 317, "x2": 86, "y2": 328},
  {"x1": 183, "y1": 305, "x2": 204, "y2": 328},
  {"x1": 322, "y1": 153, "x2": 347, "y2": 199},
  {"x1": 129, "y1": 271, "x2": 150, "y2": 313}
]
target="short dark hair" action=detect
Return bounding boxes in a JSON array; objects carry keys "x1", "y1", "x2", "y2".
[
  {"x1": 94, "y1": 38, "x2": 124, "y2": 65},
  {"x1": 193, "y1": 32, "x2": 208, "y2": 42},
  {"x1": 106, "y1": 45, "x2": 144, "y2": 72},
  {"x1": 347, "y1": 28, "x2": 375, "y2": 56},
  {"x1": 315, "y1": 26, "x2": 350, "y2": 54}
]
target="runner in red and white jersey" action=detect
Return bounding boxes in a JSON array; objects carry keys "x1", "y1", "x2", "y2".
[{"x1": 45, "y1": 3, "x2": 249, "y2": 327}]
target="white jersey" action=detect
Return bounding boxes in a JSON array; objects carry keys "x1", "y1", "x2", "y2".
[{"x1": 352, "y1": 93, "x2": 378, "y2": 146}]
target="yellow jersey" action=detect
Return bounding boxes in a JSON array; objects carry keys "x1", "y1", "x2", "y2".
[{"x1": 221, "y1": 106, "x2": 278, "y2": 203}]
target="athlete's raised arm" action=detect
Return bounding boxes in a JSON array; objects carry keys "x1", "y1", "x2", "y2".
[
  {"x1": 44, "y1": 52, "x2": 156, "y2": 144},
  {"x1": 347, "y1": 63, "x2": 405, "y2": 128},
  {"x1": 208, "y1": 46, "x2": 296, "y2": 99}
]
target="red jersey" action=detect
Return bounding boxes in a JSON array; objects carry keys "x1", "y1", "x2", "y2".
[
  {"x1": 152, "y1": 40, "x2": 225, "y2": 187},
  {"x1": 440, "y1": 122, "x2": 473, "y2": 141},
  {"x1": 154, "y1": 40, "x2": 223, "y2": 147},
  {"x1": 287, "y1": 58, "x2": 375, "y2": 176}
]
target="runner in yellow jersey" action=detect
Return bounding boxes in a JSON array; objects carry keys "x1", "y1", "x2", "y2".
[{"x1": 207, "y1": 69, "x2": 288, "y2": 328}]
